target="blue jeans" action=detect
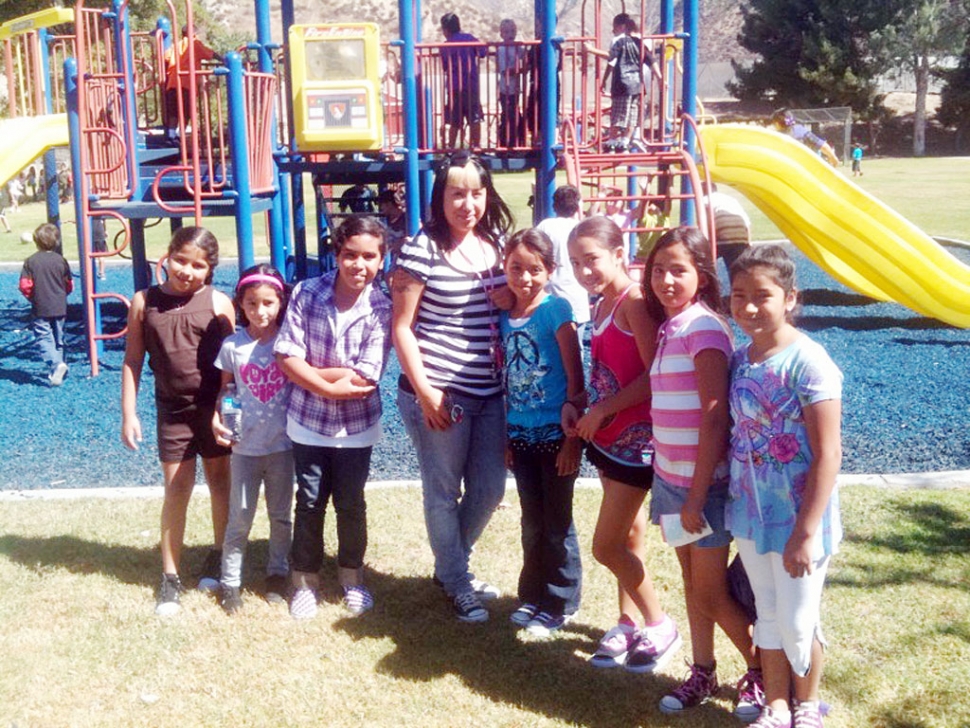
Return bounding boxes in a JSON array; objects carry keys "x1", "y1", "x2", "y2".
[
  {"x1": 510, "y1": 442, "x2": 582, "y2": 616},
  {"x1": 398, "y1": 387, "x2": 507, "y2": 597},
  {"x1": 30, "y1": 316, "x2": 65, "y2": 374}
]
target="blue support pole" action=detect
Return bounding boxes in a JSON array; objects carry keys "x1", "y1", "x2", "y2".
[
  {"x1": 681, "y1": 0, "x2": 698, "y2": 225},
  {"x1": 254, "y1": 0, "x2": 287, "y2": 268},
  {"x1": 399, "y1": 0, "x2": 421, "y2": 236},
  {"x1": 661, "y1": 0, "x2": 675, "y2": 33},
  {"x1": 224, "y1": 53, "x2": 256, "y2": 272},
  {"x1": 37, "y1": 29, "x2": 61, "y2": 230},
  {"x1": 65, "y1": 57, "x2": 104, "y2": 361},
  {"x1": 281, "y1": 0, "x2": 306, "y2": 279},
  {"x1": 113, "y1": 0, "x2": 141, "y2": 199},
  {"x1": 534, "y1": 0, "x2": 558, "y2": 223},
  {"x1": 131, "y1": 219, "x2": 151, "y2": 291},
  {"x1": 275, "y1": 167, "x2": 292, "y2": 271}
]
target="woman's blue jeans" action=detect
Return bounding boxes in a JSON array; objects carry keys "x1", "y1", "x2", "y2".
[{"x1": 398, "y1": 387, "x2": 507, "y2": 597}]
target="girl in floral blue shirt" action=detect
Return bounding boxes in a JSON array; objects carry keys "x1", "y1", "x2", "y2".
[{"x1": 727, "y1": 245, "x2": 843, "y2": 728}]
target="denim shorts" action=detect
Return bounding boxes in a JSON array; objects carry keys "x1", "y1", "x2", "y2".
[{"x1": 649, "y1": 473, "x2": 732, "y2": 549}]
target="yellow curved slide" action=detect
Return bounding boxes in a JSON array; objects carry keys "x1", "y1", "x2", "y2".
[
  {"x1": 0, "y1": 114, "x2": 69, "y2": 187},
  {"x1": 699, "y1": 123, "x2": 970, "y2": 328}
]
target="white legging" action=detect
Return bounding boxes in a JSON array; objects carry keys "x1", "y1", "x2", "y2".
[{"x1": 735, "y1": 537, "x2": 830, "y2": 677}]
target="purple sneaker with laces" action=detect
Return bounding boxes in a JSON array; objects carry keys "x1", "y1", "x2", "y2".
[
  {"x1": 793, "y1": 700, "x2": 824, "y2": 728},
  {"x1": 659, "y1": 661, "x2": 719, "y2": 714},
  {"x1": 734, "y1": 667, "x2": 766, "y2": 722}
]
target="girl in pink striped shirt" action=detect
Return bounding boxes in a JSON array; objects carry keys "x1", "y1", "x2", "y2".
[{"x1": 644, "y1": 226, "x2": 763, "y2": 721}]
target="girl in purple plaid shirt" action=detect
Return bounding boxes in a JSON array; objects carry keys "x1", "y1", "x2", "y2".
[{"x1": 274, "y1": 217, "x2": 392, "y2": 619}]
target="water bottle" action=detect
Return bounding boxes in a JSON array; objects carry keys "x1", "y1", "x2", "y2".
[{"x1": 220, "y1": 383, "x2": 243, "y2": 442}]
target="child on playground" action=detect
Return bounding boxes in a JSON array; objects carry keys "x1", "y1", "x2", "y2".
[
  {"x1": 496, "y1": 18, "x2": 526, "y2": 148},
  {"x1": 643, "y1": 226, "x2": 763, "y2": 720},
  {"x1": 501, "y1": 228, "x2": 584, "y2": 636},
  {"x1": 275, "y1": 216, "x2": 392, "y2": 619},
  {"x1": 121, "y1": 227, "x2": 235, "y2": 615},
  {"x1": 727, "y1": 244, "x2": 843, "y2": 728},
  {"x1": 586, "y1": 13, "x2": 659, "y2": 151},
  {"x1": 567, "y1": 216, "x2": 681, "y2": 672},
  {"x1": 851, "y1": 144, "x2": 863, "y2": 177},
  {"x1": 211, "y1": 264, "x2": 293, "y2": 615},
  {"x1": 19, "y1": 223, "x2": 73, "y2": 386}
]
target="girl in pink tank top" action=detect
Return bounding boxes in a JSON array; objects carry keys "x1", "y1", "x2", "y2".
[
  {"x1": 565, "y1": 216, "x2": 682, "y2": 673},
  {"x1": 588, "y1": 283, "x2": 652, "y2": 464}
]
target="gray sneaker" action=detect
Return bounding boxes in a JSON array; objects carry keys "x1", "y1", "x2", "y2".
[
  {"x1": 453, "y1": 592, "x2": 488, "y2": 623},
  {"x1": 219, "y1": 585, "x2": 243, "y2": 615},
  {"x1": 155, "y1": 573, "x2": 182, "y2": 616}
]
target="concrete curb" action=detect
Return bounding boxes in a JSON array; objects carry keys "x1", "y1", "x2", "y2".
[{"x1": 2, "y1": 471, "x2": 968, "y2": 502}]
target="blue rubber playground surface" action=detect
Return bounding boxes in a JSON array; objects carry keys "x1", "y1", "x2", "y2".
[{"x1": 1, "y1": 243, "x2": 969, "y2": 490}]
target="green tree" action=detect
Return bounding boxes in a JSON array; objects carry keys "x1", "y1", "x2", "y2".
[
  {"x1": 937, "y1": 29, "x2": 970, "y2": 151},
  {"x1": 885, "y1": 0, "x2": 965, "y2": 156},
  {"x1": 730, "y1": 0, "x2": 902, "y2": 118}
]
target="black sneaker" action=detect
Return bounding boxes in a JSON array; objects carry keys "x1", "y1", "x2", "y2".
[
  {"x1": 453, "y1": 592, "x2": 488, "y2": 623},
  {"x1": 264, "y1": 574, "x2": 288, "y2": 604},
  {"x1": 219, "y1": 585, "x2": 243, "y2": 615},
  {"x1": 196, "y1": 550, "x2": 222, "y2": 592},
  {"x1": 155, "y1": 573, "x2": 182, "y2": 616}
]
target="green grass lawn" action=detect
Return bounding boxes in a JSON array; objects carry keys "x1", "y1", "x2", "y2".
[
  {"x1": 1, "y1": 156, "x2": 967, "y2": 265},
  {"x1": 0, "y1": 484, "x2": 967, "y2": 726}
]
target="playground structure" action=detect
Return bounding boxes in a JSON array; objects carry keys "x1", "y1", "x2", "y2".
[{"x1": 1, "y1": 0, "x2": 968, "y2": 378}]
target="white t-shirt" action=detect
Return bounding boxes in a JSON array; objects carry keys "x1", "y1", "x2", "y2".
[{"x1": 536, "y1": 215, "x2": 591, "y2": 325}]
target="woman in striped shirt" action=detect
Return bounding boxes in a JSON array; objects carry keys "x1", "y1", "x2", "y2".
[{"x1": 392, "y1": 154, "x2": 514, "y2": 623}]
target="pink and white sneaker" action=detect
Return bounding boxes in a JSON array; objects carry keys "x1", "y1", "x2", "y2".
[
  {"x1": 589, "y1": 616, "x2": 638, "y2": 668},
  {"x1": 625, "y1": 615, "x2": 683, "y2": 673}
]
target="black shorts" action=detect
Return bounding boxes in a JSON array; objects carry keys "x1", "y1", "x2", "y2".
[
  {"x1": 586, "y1": 444, "x2": 653, "y2": 490},
  {"x1": 444, "y1": 93, "x2": 484, "y2": 127},
  {"x1": 156, "y1": 405, "x2": 230, "y2": 463}
]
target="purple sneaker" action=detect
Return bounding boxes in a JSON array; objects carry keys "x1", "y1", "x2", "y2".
[
  {"x1": 793, "y1": 700, "x2": 824, "y2": 728},
  {"x1": 659, "y1": 661, "x2": 719, "y2": 714},
  {"x1": 734, "y1": 667, "x2": 766, "y2": 722}
]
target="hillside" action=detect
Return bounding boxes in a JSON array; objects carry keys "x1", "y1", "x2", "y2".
[{"x1": 202, "y1": 0, "x2": 752, "y2": 64}]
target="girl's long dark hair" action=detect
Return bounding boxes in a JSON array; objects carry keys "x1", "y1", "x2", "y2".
[{"x1": 423, "y1": 153, "x2": 514, "y2": 252}]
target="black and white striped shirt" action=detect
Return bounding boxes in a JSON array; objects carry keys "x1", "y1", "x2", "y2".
[{"x1": 398, "y1": 232, "x2": 505, "y2": 397}]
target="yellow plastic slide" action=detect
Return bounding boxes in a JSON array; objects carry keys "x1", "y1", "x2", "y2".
[
  {"x1": 0, "y1": 114, "x2": 69, "y2": 187},
  {"x1": 699, "y1": 123, "x2": 970, "y2": 328}
]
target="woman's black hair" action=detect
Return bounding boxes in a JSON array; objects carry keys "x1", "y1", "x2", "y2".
[
  {"x1": 505, "y1": 227, "x2": 556, "y2": 273},
  {"x1": 423, "y1": 153, "x2": 514, "y2": 252},
  {"x1": 234, "y1": 264, "x2": 290, "y2": 327},
  {"x1": 642, "y1": 225, "x2": 722, "y2": 321},
  {"x1": 168, "y1": 226, "x2": 219, "y2": 283}
]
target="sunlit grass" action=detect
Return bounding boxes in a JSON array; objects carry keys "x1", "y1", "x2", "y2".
[{"x1": 0, "y1": 483, "x2": 967, "y2": 726}]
